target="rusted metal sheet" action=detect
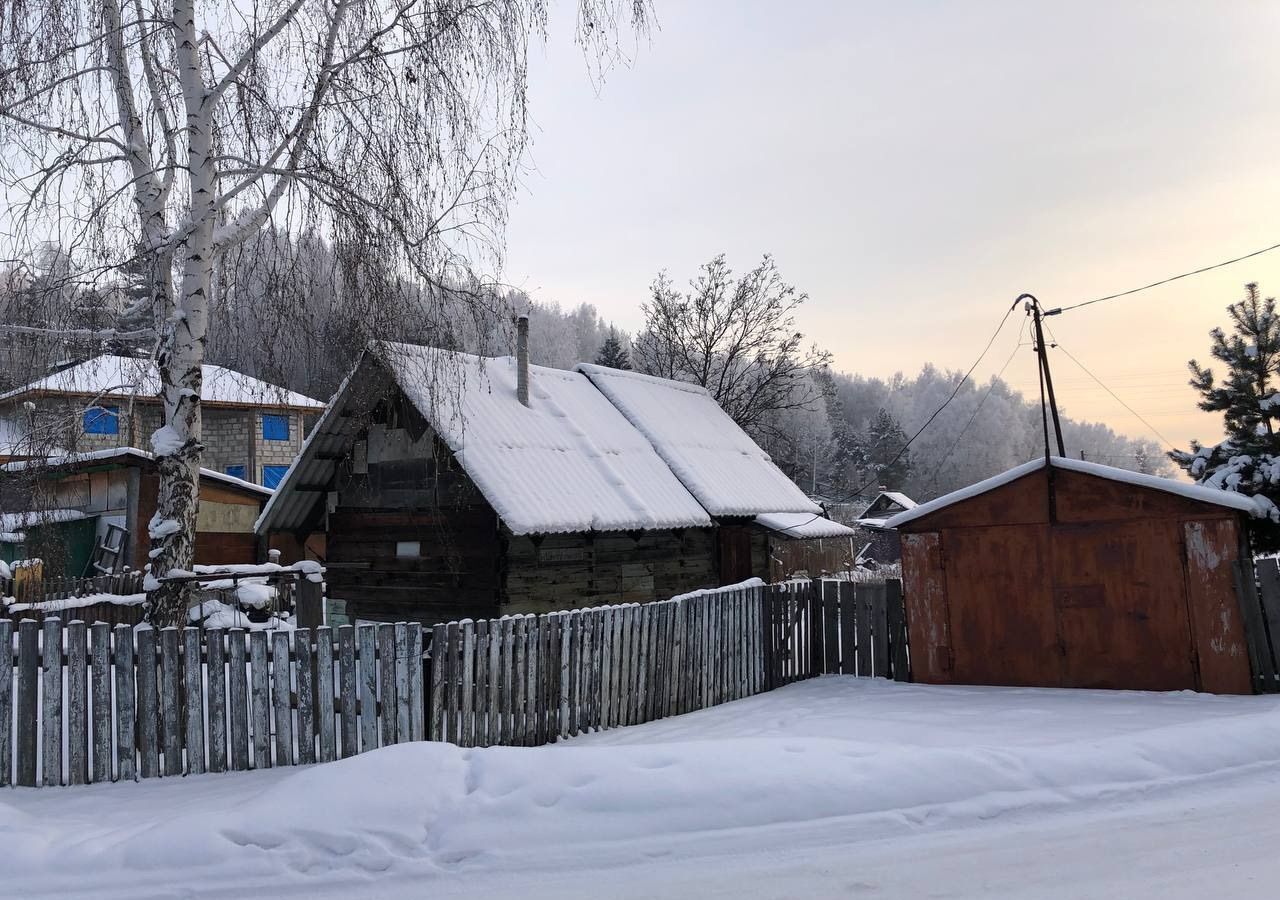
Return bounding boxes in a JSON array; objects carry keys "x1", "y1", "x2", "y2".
[
  {"x1": 942, "y1": 524, "x2": 1058, "y2": 687},
  {"x1": 901, "y1": 532, "x2": 951, "y2": 683},
  {"x1": 898, "y1": 463, "x2": 1259, "y2": 694},
  {"x1": 1183, "y1": 519, "x2": 1252, "y2": 694},
  {"x1": 1050, "y1": 520, "x2": 1196, "y2": 691}
]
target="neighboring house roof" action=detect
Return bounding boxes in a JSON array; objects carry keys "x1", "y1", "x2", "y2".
[
  {"x1": 755, "y1": 512, "x2": 856, "y2": 540},
  {"x1": 1, "y1": 447, "x2": 274, "y2": 497},
  {"x1": 576, "y1": 364, "x2": 822, "y2": 518},
  {"x1": 257, "y1": 345, "x2": 713, "y2": 536},
  {"x1": 856, "y1": 490, "x2": 918, "y2": 530},
  {"x1": 0, "y1": 355, "x2": 323, "y2": 410},
  {"x1": 878, "y1": 491, "x2": 917, "y2": 510},
  {"x1": 885, "y1": 456, "x2": 1267, "y2": 529}
]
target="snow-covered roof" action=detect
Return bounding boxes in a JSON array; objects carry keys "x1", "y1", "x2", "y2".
[
  {"x1": 576, "y1": 365, "x2": 821, "y2": 518},
  {"x1": 879, "y1": 491, "x2": 917, "y2": 510},
  {"x1": 258, "y1": 345, "x2": 713, "y2": 536},
  {"x1": 755, "y1": 512, "x2": 856, "y2": 540},
  {"x1": 0, "y1": 447, "x2": 274, "y2": 497},
  {"x1": 885, "y1": 456, "x2": 1267, "y2": 529},
  {"x1": 0, "y1": 355, "x2": 323, "y2": 410}
]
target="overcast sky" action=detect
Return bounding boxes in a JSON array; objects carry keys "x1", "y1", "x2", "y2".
[{"x1": 503, "y1": 1, "x2": 1280, "y2": 452}]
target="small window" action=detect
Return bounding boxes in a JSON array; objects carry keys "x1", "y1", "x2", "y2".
[
  {"x1": 83, "y1": 405, "x2": 119, "y2": 435},
  {"x1": 262, "y1": 465, "x2": 290, "y2": 489},
  {"x1": 396, "y1": 541, "x2": 421, "y2": 558},
  {"x1": 262, "y1": 414, "x2": 289, "y2": 441},
  {"x1": 225, "y1": 465, "x2": 246, "y2": 480}
]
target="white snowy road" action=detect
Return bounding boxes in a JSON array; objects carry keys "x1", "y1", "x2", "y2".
[
  {"x1": 368, "y1": 764, "x2": 1280, "y2": 900},
  {"x1": 5, "y1": 677, "x2": 1280, "y2": 899}
]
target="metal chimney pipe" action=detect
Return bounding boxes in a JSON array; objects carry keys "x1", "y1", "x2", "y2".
[{"x1": 516, "y1": 314, "x2": 530, "y2": 407}]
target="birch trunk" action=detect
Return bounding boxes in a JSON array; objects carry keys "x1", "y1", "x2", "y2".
[{"x1": 145, "y1": 0, "x2": 215, "y2": 628}]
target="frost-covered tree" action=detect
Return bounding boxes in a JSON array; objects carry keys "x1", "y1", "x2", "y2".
[
  {"x1": 855, "y1": 408, "x2": 911, "y2": 488},
  {"x1": 595, "y1": 329, "x2": 632, "y2": 370},
  {"x1": 634, "y1": 253, "x2": 831, "y2": 438},
  {"x1": 1171, "y1": 283, "x2": 1280, "y2": 547},
  {"x1": 0, "y1": 0, "x2": 650, "y2": 625}
]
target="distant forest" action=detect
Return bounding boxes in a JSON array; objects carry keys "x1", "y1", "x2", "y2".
[{"x1": 0, "y1": 233, "x2": 1168, "y2": 506}]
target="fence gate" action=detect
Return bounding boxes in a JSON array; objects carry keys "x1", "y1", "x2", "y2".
[{"x1": 763, "y1": 579, "x2": 908, "y2": 685}]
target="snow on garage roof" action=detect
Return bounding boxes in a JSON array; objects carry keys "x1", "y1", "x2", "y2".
[
  {"x1": 755, "y1": 512, "x2": 856, "y2": 540},
  {"x1": 258, "y1": 345, "x2": 712, "y2": 536},
  {"x1": 0, "y1": 355, "x2": 323, "y2": 409},
  {"x1": 885, "y1": 455, "x2": 1268, "y2": 529},
  {"x1": 576, "y1": 365, "x2": 822, "y2": 518}
]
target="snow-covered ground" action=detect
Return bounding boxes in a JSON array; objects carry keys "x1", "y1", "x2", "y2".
[{"x1": 4, "y1": 677, "x2": 1280, "y2": 899}]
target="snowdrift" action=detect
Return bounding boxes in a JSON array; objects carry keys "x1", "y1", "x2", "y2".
[{"x1": 3, "y1": 677, "x2": 1280, "y2": 893}]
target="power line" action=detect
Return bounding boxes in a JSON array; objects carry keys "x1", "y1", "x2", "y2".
[
  {"x1": 807, "y1": 299, "x2": 1022, "y2": 527},
  {"x1": 1055, "y1": 239, "x2": 1280, "y2": 315},
  {"x1": 1047, "y1": 328, "x2": 1176, "y2": 450},
  {"x1": 924, "y1": 319, "x2": 1030, "y2": 492}
]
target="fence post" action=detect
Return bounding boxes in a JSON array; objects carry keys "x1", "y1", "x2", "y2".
[
  {"x1": 90, "y1": 623, "x2": 112, "y2": 784},
  {"x1": 887, "y1": 579, "x2": 910, "y2": 682},
  {"x1": 41, "y1": 618, "x2": 63, "y2": 786},
  {"x1": 16, "y1": 619, "x2": 37, "y2": 786},
  {"x1": 295, "y1": 574, "x2": 323, "y2": 630},
  {"x1": 0, "y1": 619, "x2": 11, "y2": 787},
  {"x1": 66, "y1": 620, "x2": 88, "y2": 786}
]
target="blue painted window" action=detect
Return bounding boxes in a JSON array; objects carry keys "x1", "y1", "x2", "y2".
[
  {"x1": 262, "y1": 465, "x2": 289, "y2": 489},
  {"x1": 225, "y1": 465, "x2": 246, "y2": 480},
  {"x1": 262, "y1": 414, "x2": 289, "y2": 441},
  {"x1": 83, "y1": 405, "x2": 119, "y2": 435}
]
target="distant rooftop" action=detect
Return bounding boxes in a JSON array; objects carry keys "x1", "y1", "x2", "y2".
[{"x1": 0, "y1": 355, "x2": 323, "y2": 410}]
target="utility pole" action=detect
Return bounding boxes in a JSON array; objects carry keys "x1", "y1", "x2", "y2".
[{"x1": 1021, "y1": 294, "x2": 1066, "y2": 458}]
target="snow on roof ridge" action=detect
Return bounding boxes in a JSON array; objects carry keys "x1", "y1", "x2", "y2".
[
  {"x1": 574, "y1": 362, "x2": 713, "y2": 397},
  {"x1": 885, "y1": 456, "x2": 1265, "y2": 529}
]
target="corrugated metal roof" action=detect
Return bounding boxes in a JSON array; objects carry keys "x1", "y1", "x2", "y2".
[
  {"x1": 576, "y1": 364, "x2": 822, "y2": 518},
  {"x1": 256, "y1": 346, "x2": 713, "y2": 536}
]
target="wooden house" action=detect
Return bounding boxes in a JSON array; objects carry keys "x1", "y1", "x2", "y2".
[
  {"x1": 0, "y1": 448, "x2": 318, "y2": 575},
  {"x1": 889, "y1": 456, "x2": 1268, "y2": 694},
  {"x1": 257, "y1": 325, "x2": 851, "y2": 624},
  {"x1": 854, "y1": 490, "x2": 917, "y2": 565}
]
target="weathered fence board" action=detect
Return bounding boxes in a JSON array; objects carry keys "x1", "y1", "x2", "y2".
[{"x1": 208, "y1": 629, "x2": 228, "y2": 774}]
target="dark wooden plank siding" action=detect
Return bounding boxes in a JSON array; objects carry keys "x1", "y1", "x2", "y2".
[
  {"x1": 326, "y1": 506, "x2": 502, "y2": 624},
  {"x1": 504, "y1": 529, "x2": 716, "y2": 615}
]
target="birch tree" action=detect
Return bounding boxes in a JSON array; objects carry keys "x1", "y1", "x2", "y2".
[{"x1": 0, "y1": 0, "x2": 650, "y2": 625}]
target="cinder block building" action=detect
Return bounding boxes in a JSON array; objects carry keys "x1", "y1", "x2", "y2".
[{"x1": 0, "y1": 354, "x2": 323, "y2": 486}]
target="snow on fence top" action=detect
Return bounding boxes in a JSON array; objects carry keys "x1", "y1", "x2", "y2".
[
  {"x1": 0, "y1": 354, "x2": 323, "y2": 409},
  {"x1": 886, "y1": 455, "x2": 1270, "y2": 529},
  {"x1": 577, "y1": 364, "x2": 822, "y2": 518}
]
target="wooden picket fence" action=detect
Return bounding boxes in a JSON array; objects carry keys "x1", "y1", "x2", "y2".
[
  {"x1": 427, "y1": 584, "x2": 770, "y2": 746},
  {"x1": 2, "y1": 578, "x2": 909, "y2": 788},
  {"x1": 766, "y1": 578, "x2": 910, "y2": 685},
  {"x1": 426, "y1": 579, "x2": 908, "y2": 747},
  {"x1": 0, "y1": 619, "x2": 422, "y2": 787}
]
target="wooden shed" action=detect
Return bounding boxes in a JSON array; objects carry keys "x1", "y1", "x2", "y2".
[{"x1": 889, "y1": 456, "x2": 1267, "y2": 694}]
